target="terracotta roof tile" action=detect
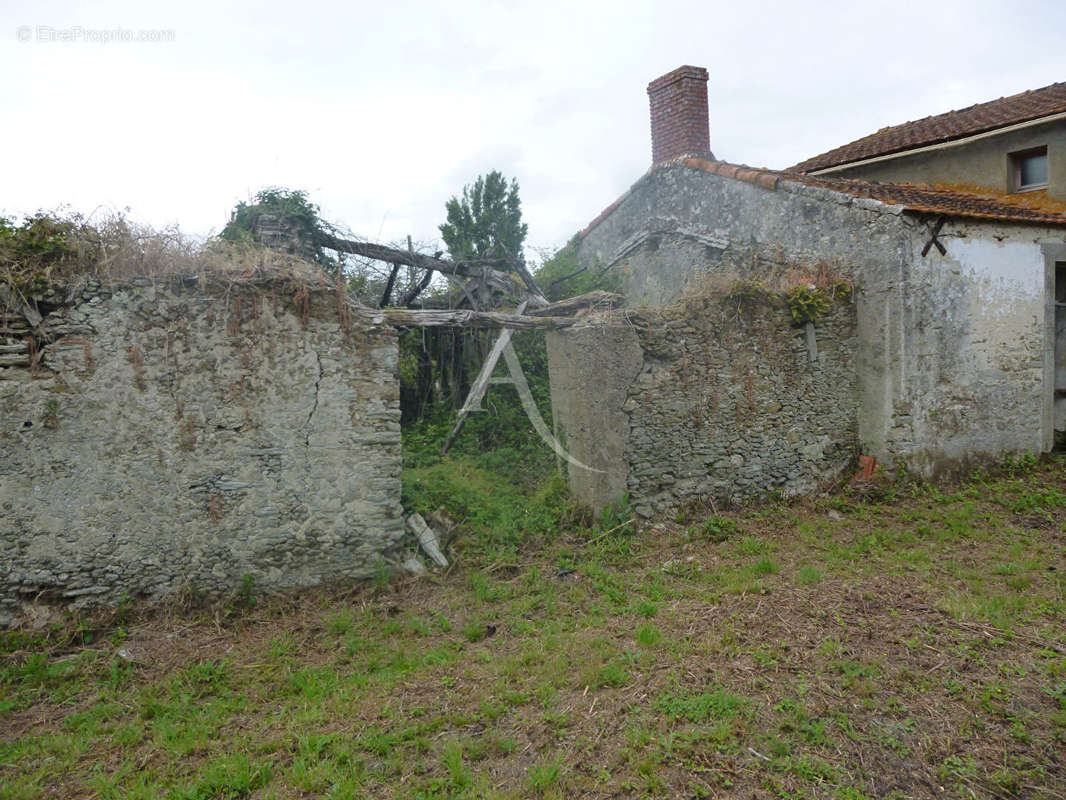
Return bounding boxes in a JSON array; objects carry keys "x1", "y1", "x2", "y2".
[
  {"x1": 579, "y1": 158, "x2": 1066, "y2": 240},
  {"x1": 685, "y1": 158, "x2": 1066, "y2": 226},
  {"x1": 791, "y1": 81, "x2": 1066, "y2": 173}
]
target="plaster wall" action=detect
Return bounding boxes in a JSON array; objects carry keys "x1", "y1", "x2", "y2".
[{"x1": 822, "y1": 119, "x2": 1066, "y2": 201}]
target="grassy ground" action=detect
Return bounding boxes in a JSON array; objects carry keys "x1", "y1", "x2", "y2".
[{"x1": 2, "y1": 459, "x2": 1066, "y2": 799}]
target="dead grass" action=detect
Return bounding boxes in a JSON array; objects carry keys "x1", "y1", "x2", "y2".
[
  {"x1": 2, "y1": 461, "x2": 1066, "y2": 799},
  {"x1": 0, "y1": 210, "x2": 328, "y2": 299}
]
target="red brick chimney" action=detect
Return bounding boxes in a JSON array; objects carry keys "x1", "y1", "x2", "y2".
[{"x1": 647, "y1": 66, "x2": 713, "y2": 164}]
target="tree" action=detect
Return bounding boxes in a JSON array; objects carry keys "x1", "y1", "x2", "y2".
[{"x1": 439, "y1": 171, "x2": 528, "y2": 263}]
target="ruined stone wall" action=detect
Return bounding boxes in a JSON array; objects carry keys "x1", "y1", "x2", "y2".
[
  {"x1": 547, "y1": 299, "x2": 858, "y2": 516},
  {"x1": 546, "y1": 325, "x2": 643, "y2": 513},
  {"x1": 624, "y1": 300, "x2": 857, "y2": 516},
  {"x1": 0, "y1": 277, "x2": 402, "y2": 624}
]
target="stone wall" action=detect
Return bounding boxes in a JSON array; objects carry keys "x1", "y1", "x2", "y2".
[
  {"x1": 0, "y1": 276, "x2": 402, "y2": 624},
  {"x1": 548, "y1": 297, "x2": 858, "y2": 516},
  {"x1": 624, "y1": 300, "x2": 857, "y2": 516},
  {"x1": 546, "y1": 325, "x2": 643, "y2": 512}
]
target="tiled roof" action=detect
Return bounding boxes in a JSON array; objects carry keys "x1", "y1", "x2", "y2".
[
  {"x1": 580, "y1": 158, "x2": 1066, "y2": 239},
  {"x1": 791, "y1": 81, "x2": 1066, "y2": 173}
]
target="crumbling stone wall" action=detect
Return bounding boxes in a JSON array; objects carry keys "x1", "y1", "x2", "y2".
[
  {"x1": 624, "y1": 301, "x2": 857, "y2": 516},
  {"x1": 548, "y1": 299, "x2": 857, "y2": 516},
  {"x1": 0, "y1": 277, "x2": 402, "y2": 624}
]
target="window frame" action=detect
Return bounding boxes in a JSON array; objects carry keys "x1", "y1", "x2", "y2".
[{"x1": 1009, "y1": 145, "x2": 1049, "y2": 193}]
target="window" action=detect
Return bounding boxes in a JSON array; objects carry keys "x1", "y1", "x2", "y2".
[{"x1": 1010, "y1": 146, "x2": 1048, "y2": 192}]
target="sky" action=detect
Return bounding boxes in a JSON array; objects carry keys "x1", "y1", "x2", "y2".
[{"x1": 2, "y1": 0, "x2": 1064, "y2": 262}]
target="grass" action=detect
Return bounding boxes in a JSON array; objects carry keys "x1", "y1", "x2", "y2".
[{"x1": 2, "y1": 461, "x2": 1066, "y2": 798}]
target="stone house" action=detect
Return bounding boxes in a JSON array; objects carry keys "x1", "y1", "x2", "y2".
[{"x1": 547, "y1": 66, "x2": 1066, "y2": 515}]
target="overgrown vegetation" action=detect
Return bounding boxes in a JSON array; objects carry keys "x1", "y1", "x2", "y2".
[
  {"x1": 723, "y1": 276, "x2": 853, "y2": 324},
  {"x1": 533, "y1": 236, "x2": 620, "y2": 301},
  {"x1": 219, "y1": 187, "x2": 335, "y2": 268},
  {"x1": 3, "y1": 460, "x2": 1066, "y2": 798},
  {"x1": 785, "y1": 280, "x2": 852, "y2": 324},
  {"x1": 400, "y1": 326, "x2": 575, "y2": 559},
  {"x1": 0, "y1": 208, "x2": 321, "y2": 297}
]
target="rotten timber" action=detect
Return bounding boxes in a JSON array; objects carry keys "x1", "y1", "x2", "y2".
[
  {"x1": 315, "y1": 232, "x2": 546, "y2": 309},
  {"x1": 360, "y1": 308, "x2": 573, "y2": 330},
  {"x1": 359, "y1": 290, "x2": 623, "y2": 330}
]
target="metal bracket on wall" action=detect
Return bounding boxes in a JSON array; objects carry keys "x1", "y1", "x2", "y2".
[{"x1": 921, "y1": 215, "x2": 947, "y2": 257}]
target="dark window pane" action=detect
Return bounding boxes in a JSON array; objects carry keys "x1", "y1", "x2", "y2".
[{"x1": 1019, "y1": 153, "x2": 1048, "y2": 187}]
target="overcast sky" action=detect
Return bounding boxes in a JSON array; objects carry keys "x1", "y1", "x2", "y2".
[{"x1": 2, "y1": 0, "x2": 1064, "y2": 261}]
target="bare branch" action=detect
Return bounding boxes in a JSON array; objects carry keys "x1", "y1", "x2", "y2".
[
  {"x1": 315, "y1": 231, "x2": 545, "y2": 308},
  {"x1": 379, "y1": 262, "x2": 402, "y2": 307},
  {"x1": 400, "y1": 269, "x2": 435, "y2": 307}
]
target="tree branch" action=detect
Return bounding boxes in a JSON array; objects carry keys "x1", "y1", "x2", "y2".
[
  {"x1": 400, "y1": 268, "x2": 435, "y2": 307},
  {"x1": 314, "y1": 231, "x2": 546, "y2": 308},
  {"x1": 379, "y1": 262, "x2": 402, "y2": 307}
]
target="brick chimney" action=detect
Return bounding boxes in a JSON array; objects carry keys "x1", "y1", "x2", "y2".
[{"x1": 647, "y1": 65, "x2": 713, "y2": 164}]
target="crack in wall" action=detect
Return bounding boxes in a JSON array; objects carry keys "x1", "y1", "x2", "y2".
[{"x1": 304, "y1": 350, "x2": 323, "y2": 449}]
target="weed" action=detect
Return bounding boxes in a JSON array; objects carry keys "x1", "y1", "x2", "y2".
[
  {"x1": 736, "y1": 536, "x2": 768, "y2": 556},
  {"x1": 657, "y1": 684, "x2": 749, "y2": 722},
  {"x1": 527, "y1": 754, "x2": 565, "y2": 794},
  {"x1": 461, "y1": 618, "x2": 490, "y2": 643},
  {"x1": 752, "y1": 557, "x2": 779, "y2": 575},
  {"x1": 595, "y1": 659, "x2": 630, "y2": 688},
  {"x1": 635, "y1": 599, "x2": 659, "y2": 618},
  {"x1": 42, "y1": 397, "x2": 59, "y2": 428},
  {"x1": 692, "y1": 515, "x2": 740, "y2": 542},
  {"x1": 229, "y1": 573, "x2": 256, "y2": 612},
  {"x1": 635, "y1": 623, "x2": 662, "y2": 648}
]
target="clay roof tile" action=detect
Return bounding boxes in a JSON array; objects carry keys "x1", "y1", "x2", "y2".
[{"x1": 791, "y1": 81, "x2": 1066, "y2": 173}]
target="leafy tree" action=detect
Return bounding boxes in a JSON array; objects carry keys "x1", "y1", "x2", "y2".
[{"x1": 439, "y1": 171, "x2": 527, "y2": 262}]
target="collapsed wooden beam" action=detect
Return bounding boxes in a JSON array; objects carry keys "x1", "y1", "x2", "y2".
[
  {"x1": 315, "y1": 232, "x2": 545, "y2": 308},
  {"x1": 359, "y1": 308, "x2": 575, "y2": 329},
  {"x1": 356, "y1": 290, "x2": 623, "y2": 330},
  {"x1": 534, "y1": 290, "x2": 624, "y2": 316}
]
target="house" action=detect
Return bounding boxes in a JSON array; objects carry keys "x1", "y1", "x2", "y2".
[
  {"x1": 546, "y1": 66, "x2": 1066, "y2": 515},
  {"x1": 792, "y1": 81, "x2": 1066, "y2": 201}
]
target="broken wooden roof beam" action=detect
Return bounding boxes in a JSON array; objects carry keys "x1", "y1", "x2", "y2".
[
  {"x1": 363, "y1": 308, "x2": 574, "y2": 329},
  {"x1": 315, "y1": 232, "x2": 545, "y2": 308},
  {"x1": 358, "y1": 290, "x2": 624, "y2": 329}
]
